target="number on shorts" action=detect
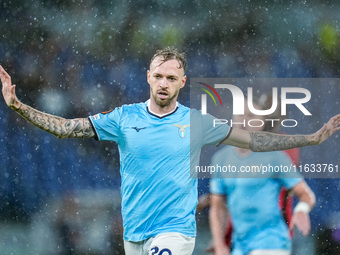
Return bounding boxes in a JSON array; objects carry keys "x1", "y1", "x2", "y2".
[{"x1": 150, "y1": 246, "x2": 172, "y2": 255}]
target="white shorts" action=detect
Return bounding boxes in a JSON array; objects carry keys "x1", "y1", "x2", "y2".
[
  {"x1": 248, "y1": 250, "x2": 290, "y2": 255},
  {"x1": 124, "y1": 232, "x2": 195, "y2": 255}
]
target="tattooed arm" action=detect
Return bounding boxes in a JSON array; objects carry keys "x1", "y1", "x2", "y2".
[
  {"x1": 248, "y1": 132, "x2": 309, "y2": 152},
  {"x1": 14, "y1": 104, "x2": 94, "y2": 138},
  {"x1": 1, "y1": 65, "x2": 94, "y2": 139},
  {"x1": 221, "y1": 115, "x2": 340, "y2": 152}
]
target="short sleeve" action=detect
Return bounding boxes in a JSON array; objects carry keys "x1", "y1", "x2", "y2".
[
  {"x1": 209, "y1": 150, "x2": 228, "y2": 195},
  {"x1": 210, "y1": 178, "x2": 226, "y2": 195},
  {"x1": 202, "y1": 113, "x2": 231, "y2": 145},
  {"x1": 190, "y1": 109, "x2": 231, "y2": 146},
  {"x1": 279, "y1": 176, "x2": 303, "y2": 190},
  {"x1": 89, "y1": 108, "x2": 121, "y2": 142}
]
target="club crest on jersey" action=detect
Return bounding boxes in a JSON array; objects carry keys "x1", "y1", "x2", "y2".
[{"x1": 173, "y1": 124, "x2": 190, "y2": 138}]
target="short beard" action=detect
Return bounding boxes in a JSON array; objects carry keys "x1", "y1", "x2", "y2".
[{"x1": 152, "y1": 90, "x2": 179, "y2": 108}]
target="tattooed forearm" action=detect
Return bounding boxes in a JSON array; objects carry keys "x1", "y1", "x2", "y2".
[
  {"x1": 15, "y1": 104, "x2": 95, "y2": 139},
  {"x1": 249, "y1": 132, "x2": 310, "y2": 152}
]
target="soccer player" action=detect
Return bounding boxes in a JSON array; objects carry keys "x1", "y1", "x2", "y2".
[
  {"x1": 1, "y1": 47, "x2": 340, "y2": 255},
  {"x1": 209, "y1": 100, "x2": 316, "y2": 255},
  {"x1": 200, "y1": 96, "x2": 303, "y2": 254}
]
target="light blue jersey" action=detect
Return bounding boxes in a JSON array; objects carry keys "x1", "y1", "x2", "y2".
[
  {"x1": 89, "y1": 101, "x2": 230, "y2": 241},
  {"x1": 210, "y1": 146, "x2": 302, "y2": 255}
]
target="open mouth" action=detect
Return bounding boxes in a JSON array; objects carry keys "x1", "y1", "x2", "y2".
[{"x1": 158, "y1": 90, "x2": 169, "y2": 99}]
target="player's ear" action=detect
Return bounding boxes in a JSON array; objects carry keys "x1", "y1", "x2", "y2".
[
  {"x1": 147, "y1": 70, "x2": 151, "y2": 84},
  {"x1": 180, "y1": 75, "x2": 187, "y2": 88}
]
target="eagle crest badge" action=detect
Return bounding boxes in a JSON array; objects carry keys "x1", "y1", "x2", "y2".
[{"x1": 172, "y1": 124, "x2": 190, "y2": 138}]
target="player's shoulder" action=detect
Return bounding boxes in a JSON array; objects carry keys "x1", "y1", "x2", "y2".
[
  {"x1": 120, "y1": 101, "x2": 146, "y2": 109},
  {"x1": 117, "y1": 101, "x2": 147, "y2": 114},
  {"x1": 188, "y1": 107, "x2": 210, "y2": 123},
  {"x1": 189, "y1": 107, "x2": 201, "y2": 116},
  {"x1": 189, "y1": 107, "x2": 221, "y2": 123},
  {"x1": 94, "y1": 102, "x2": 146, "y2": 122},
  {"x1": 176, "y1": 102, "x2": 190, "y2": 112}
]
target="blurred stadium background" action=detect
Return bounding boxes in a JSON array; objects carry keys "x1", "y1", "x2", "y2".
[{"x1": 0, "y1": 0, "x2": 340, "y2": 254}]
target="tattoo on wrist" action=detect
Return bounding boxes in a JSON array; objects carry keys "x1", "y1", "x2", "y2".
[{"x1": 249, "y1": 132, "x2": 309, "y2": 152}]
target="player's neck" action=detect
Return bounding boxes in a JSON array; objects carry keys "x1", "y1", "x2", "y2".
[{"x1": 148, "y1": 100, "x2": 178, "y2": 117}]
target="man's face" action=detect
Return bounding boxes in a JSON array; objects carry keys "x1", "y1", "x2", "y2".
[{"x1": 147, "y1": 56, "x2": 186, "y2": 108}]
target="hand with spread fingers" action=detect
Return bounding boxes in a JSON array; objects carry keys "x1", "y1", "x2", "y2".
[
  {"x1": 0, "y1": 65, "x2": 21, "y2": 110},
  {"x1": 309, "y1": 114, "x2": 340, "y2": 145}
]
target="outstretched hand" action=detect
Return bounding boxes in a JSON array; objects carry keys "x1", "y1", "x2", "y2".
[
  {"x1": 0, "y1": 65, "x2": 21, "y2": 110},
  {"x1": 309, "y1": 114, "x2": 340, "y2": 145}
]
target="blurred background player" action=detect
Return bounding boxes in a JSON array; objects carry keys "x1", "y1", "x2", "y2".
[
  {"x1": 209, "y1": 98, "x2": 316, "y2": 255},
  {"x1": 197, "y1": 94, "x2": 301, "y2": 252},
  {"x1": 260, "y1": 93, "x2": 300, "y2": 237},
  {"x1": 197, "y1": 94, "x2": 302, "y2": 252}
]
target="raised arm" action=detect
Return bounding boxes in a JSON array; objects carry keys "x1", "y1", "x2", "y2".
[
  {"x1": 1, "y1": 65, "x2": 95, "y2": 139},
  {"x1": 222, "y1": 115, "x2": 340, "y2": 152}
]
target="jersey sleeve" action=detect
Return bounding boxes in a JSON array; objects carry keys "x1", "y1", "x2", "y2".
[
  {"x1": 202, "y1": 113, "x2": 231, "y2": 145},
  {"x1": 190, "y1": 109, "x2": 231, "y2": 146},
  {"x1": 210, "y1": 178, "x2": 226, "y2": 195},
  {"x1": 88, "y1": 108, "x2": 121, "y2": 142},
  {"x1": 209, "y1": 150, "x2": 228, "y2": 195}
]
